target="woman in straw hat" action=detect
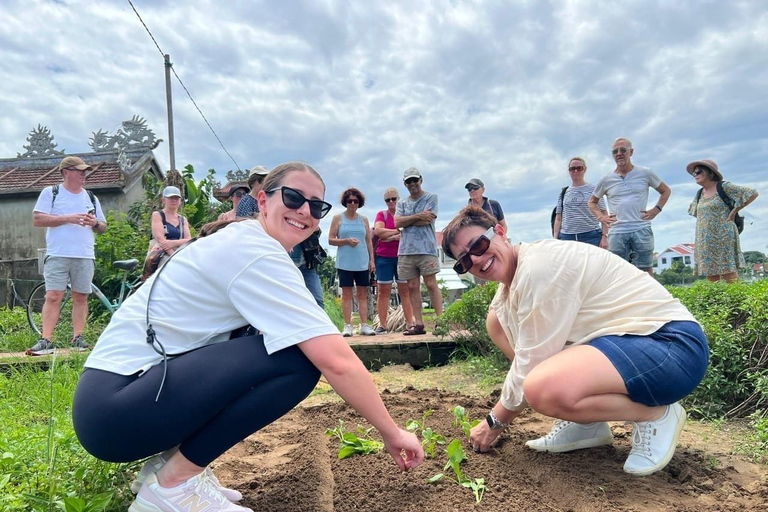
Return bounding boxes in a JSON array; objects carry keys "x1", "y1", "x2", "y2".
[{"x1": 686, "y1": 159, "x2": 759, "y2": 282}]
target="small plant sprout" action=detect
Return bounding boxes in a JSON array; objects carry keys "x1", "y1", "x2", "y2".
[
  {"x1": 429, "y1": 439, "x2": 489, "y2": 502},
  {"x1": 452, "y1": 405, "x2": 482, "y2": 438},
  {"x1": 406, "y1": 409, "x2": 434, "y2": 432},
  {"x1": 421, "y1": 428, "x2": 446, "y2": 459},
  {"x1": 325, "y1": 420, "x2": 384, "y2": 459},
  {"x1": 462, "y1": 477, "x2": 487, "y2": 503}
]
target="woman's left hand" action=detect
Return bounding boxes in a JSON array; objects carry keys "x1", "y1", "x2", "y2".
[{"x1": 382, "y1": 428, "x2": 425, "y2": 470}]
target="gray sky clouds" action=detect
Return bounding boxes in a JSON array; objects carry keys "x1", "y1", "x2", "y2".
[{"x1": 1, "y1": 0, "x2": 766, "y2": 254}]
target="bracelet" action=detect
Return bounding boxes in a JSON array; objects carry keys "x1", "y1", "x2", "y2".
[{"x1": 654, "y1": 205, "x2": 663, "y2": 212}]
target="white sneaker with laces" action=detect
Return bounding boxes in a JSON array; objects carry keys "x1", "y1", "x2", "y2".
[
  {"x1": 525, "y1": 420, "x2": 614, "y2": 453},
  {"x1": 360, "y1": 323, "x2": 376, "y2": 336},
  {"x1": 623, "y1": 402, "x2": 686, "y2": 476},
  {"x1": 131, "y1": 454, "x2": 243, "y2": 502},
  {"x1": 342, "y1": 324, "x2": 353, "y2": 337},
  {"x1": 129, "y1": 471, "x2": 251, "y2": 512}
]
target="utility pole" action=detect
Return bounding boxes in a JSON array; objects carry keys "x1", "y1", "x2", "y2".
[{"x1": 164, "y1": 54, "x2": 176, "y2": 172}]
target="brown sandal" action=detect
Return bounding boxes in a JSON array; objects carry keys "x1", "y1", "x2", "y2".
[{"x1": 403, "y1": 324, "x2": 426, "y2": 336}]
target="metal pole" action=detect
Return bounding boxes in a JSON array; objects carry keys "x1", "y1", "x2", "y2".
[{"x1": 164, "y1": 54, "x2": 176, "y2": 171}]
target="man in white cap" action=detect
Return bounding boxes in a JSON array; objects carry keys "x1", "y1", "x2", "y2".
[
  {"x1": 236, "y1": 165, "x2": 269, "y2": 218},
  {"x1": 465, "y1": 178, "x2": 507, "y2": 234},
  {"x1": 395, "y1": 167, "x2": 442, "y2": 335},
  {"x1": 27, "y1": 156, "x2": 107, "y2": 356}
]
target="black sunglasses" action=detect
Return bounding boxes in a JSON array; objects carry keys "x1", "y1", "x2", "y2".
[
  {"x1": 404, "y1": 177, "x2": 420, "y2": 185},
  {"x1": 232, "y1": 189, "x2": 247, "y2": 198},
  {"x1": 384, "y1": 197, "x2": 398, "y2": 203},
  {"x1": 452, "y1": 227, "x2": 496, "y2": 274},
  {"x1": 466, "y1": 185, "x2": 481, "y2": 192},
  {"x1": 267, "y1": 186, "x2": 332, "y2": 220}
]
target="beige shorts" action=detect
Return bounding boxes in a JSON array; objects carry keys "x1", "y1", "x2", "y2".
[{"x1": 397, "y1": 254, "x2": 440, "y2": 281}]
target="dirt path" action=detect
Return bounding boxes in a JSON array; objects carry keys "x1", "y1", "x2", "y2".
[{"x1": 215, "y1": 385, "x2": 767, "y2": 511}]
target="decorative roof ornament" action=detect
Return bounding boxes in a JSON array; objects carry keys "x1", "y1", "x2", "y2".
[
  {"x1": 226, "y1": 170, "x2": 248, "y2": 182},
  {"x1": 117, "y1": 146, "x2": 132, "y2": 174},
  {"x1": 18, "y1": 125, "x2": 65, "y2": 158},
  {"x1": 89, "y1": 115, "x2": 162, "y2": 152}
]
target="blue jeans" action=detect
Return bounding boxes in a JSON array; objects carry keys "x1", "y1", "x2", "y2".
[
  {"x1": 589, "y1": 321, "x2": 708, "y2": 406},
  {"x1": 559, "y1": 228, "x2": 602, "y2": 246},
  {"x1": 299, "y1": 265, "x2": 324, "y2": 309}
]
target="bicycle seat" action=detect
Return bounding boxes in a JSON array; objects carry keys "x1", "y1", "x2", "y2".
[{"x1": 113, "y1": 259, "x2": 139, "y2": 271}]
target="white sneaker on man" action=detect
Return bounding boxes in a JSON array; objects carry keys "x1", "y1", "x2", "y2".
[
  {"x1": 342, "y1": 324, "x2": 353, "y2": 337},
  {"x1": 525, "y1": 420, "x2": 614, "y2": 453},
  {"x1": 623, "y1": 402, "x2": 686, "y2": 476},
  {"x1": 129, "y1": 471, "x2": 251, "y2": 512},
  {"x1": 131, "y1": 454, "x2": 243, "y2": 502},
  {"x1": 360, "y1": 323, "x2": 376, "y2": 336}
]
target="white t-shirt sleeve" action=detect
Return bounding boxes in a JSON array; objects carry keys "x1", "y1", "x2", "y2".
[
  {"x1": 33, "y1": 187, "x2": 53, "y2": 214},
  {"x1": 593, "y1": 177, "x2": 607, "y2": 199},
  {"x1": 94, "y1": 196, "x2": 107, "y2": 222},
  {"x1": 499, "y1": 297, "x2": 580, "y2": 411},
  {"x1": 227, "y1": 253, "x2": 339, "y2": 354},
  {"x1": 647, "y1": 169, "x2": 662, "y2": 189}
]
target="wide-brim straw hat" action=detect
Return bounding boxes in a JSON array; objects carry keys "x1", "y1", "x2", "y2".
[{"x1": 686, "y1": 159, "x2": 723, "y2": 181}]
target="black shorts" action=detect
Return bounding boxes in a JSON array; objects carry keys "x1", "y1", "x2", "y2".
[{"x1": 338, "y1": 269, "x2": 370, "y2": 287}]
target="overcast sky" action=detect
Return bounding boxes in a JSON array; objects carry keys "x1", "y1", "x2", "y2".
[{"x1": 2, "y1": 0, "x2": 766, "y2": 256}]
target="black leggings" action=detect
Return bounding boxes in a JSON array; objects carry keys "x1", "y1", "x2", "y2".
[{"x1": 72, "y1": 334, "x2": 320, "y2": 467}]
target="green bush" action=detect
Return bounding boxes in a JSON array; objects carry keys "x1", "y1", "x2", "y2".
[{"x1": 324, "y1": 293, "x2": 344, "y2": 331}]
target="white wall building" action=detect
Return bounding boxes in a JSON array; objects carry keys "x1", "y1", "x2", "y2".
[{"x1": 656, "y1": 244, "x2": 695, "y2": 273}]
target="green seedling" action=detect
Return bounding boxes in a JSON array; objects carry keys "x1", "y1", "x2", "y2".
[
  {"x1": 452, "y1": 405, "x2": 482, "y2": 438},
  {"x1": 421, "y1": 427, "x2": 447, "y2": 459},
  {"x1": 406, "y1": 409, "x2": 433, "y2": 432},
  {"x1": 462, "y1": 477, "x2": 487, "y2": 503},
  {"x1": 325, "y1": 420, "x2": 384, "y2": 459}
]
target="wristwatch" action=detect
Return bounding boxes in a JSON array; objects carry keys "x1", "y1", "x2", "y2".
[
  {"x1": 485, "y1": 410, "x2": 509, "y2": 430},
  {"x1": 93, "y1": 221, "x2": 101, "y2": 231},
  {"x1": 654, "y1": 205, "x2": 663, "y2": 212}
]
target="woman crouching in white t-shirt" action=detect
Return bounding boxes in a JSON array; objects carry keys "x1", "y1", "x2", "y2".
[
  {"x1": 441, "y1": 206, "x2": 708, "y2": 477},
  {"x1": 73, "y1": 162, "x2": 424, "y2": 512}
]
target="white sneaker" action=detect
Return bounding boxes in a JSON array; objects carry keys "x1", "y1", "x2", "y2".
[
  {"x1": 131, "y1": 455, "x2": 243, "y2": 503},
  {"x1": 360, "y1": 323, "x2": 376, "y2": 336},
  {"x1": 526, "y1": 420, "x2": 614, "y2": 453},
  {"x1": 342, "y1": 324, "x2": 353, "y2": 337},
  {"x1": 129, "y1": 471, "x2": 251, "y2": 512},
  {"x1": 623, "y1": 402, "x2": 686, "y2": 476}
]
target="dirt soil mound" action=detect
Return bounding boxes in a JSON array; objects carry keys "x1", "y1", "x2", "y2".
[{"x1": 215, "y1": 388, "x2": 768, "y2": 511}]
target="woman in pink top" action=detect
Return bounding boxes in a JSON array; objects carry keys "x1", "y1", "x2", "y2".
[{"x1": 373, "y1": 188, "x2": 415, "y2": 334}]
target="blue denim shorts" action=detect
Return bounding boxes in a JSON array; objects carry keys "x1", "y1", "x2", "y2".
[
  {"x1": 559, "y1": 228, "x2": 602, "y2": 246},
  {"x1": 608, "y1": 226, "x2": 654, "y2": 269},
  {"x1": 589, "y1": 321, "x2": 709, "y2": 407},
  {"x1": 375, "y1": 256, "x2": 405, "y2": 284}
]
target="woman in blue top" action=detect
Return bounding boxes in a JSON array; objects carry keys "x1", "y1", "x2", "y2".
[{"x1": 329, "y1": 187, "x2": 376, "y2": 336}]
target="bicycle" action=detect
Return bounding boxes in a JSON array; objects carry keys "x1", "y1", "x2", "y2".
[{"x1": 26, "y1": 259, "x2": 141, "y2": 337}]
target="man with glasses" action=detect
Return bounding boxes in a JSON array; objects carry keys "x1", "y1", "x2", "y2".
[
  {"x1": 236, "y1": 165, "x2": 270, "y2": 218},
  {"x1": 218, "y1": 182, "x2": 250, "y2": 222},
  {"x1": 465, "y1": 178, "x2": 507, "y2": 235},
  {"x1": 589, "y1": 138, "x2": 671, "y2": 275},
  {"x1": 27, "y1": 156, "x2": 107, "y2": 356},
  {"x1": 395, "y1": 167, "x2": 442, "y2": 335}
]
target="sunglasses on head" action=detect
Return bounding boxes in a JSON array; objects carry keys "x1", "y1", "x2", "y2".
[
  {"x1": 266, "y1": 186, "x2": 332, "y2": 219},
  {"x1": 404, "y1": 177, "x2": 420, "y2": 185},
  {"x1": 452, "y1": 226, "x2": 496, "y2": 275},
  {"x1": 611, "y1": 147, "x2": 630, "y2": 155},
  {"x1": 384, "y1": 197, "x2": 398, "y2": 203},
  {"x1": 569, "y1": 165, "x2": 585, "y2": 171}
]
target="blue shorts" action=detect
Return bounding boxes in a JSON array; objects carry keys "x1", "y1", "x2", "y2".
[
  {"x1": 608, "y1": 226, "x2": 654, "y2": 269},
  {"x1": 589, "y1": 321, "x2": 709, "y2": 407},
  {"x1": 559, "y1": 228, "x2": 602, "y2": 246},
  {"x1": 375, "y1": 256, "x2": 405, "y2": 284}
]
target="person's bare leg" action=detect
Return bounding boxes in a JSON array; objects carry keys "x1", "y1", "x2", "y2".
[
  {"x1": 341, "y1": 287, "x2": 353, "y2": 324},
  {"x1": 723, "y1": 272, "x2": 739, "y2": 283},
  {"x1": 377, "y1": 283, "x2": 392, "y2": 327},
  {"x1": 407, "y1": 277, "x2": 423, "y2": 326},
  {"x1": 71, "y1": 291, "x2": 88, "y2": 337},
  {"x1": 706, "y1": 275, "x2": 720, "y2": 282},
  {"x1": 423, "y1": 273, "x2": 443, "y2": 316},
  {"x1": 356, "y1": 286, "x2": 369, "y2": 324},
  {"x1": 156, "y1": 451, "x2": 205, "y2": 488},
  {"x1": 397, "y1": 281, "x2": 415, "y2": 327},
  {"x1": 523, "y1": 345, "x2": 666, "y2": 423},
  {"x1": 42, "y1": 290, "x2": 65, "y2": 339},
  {"x1": 642, "y1": 268, "x2": 654, "y2": 276}
]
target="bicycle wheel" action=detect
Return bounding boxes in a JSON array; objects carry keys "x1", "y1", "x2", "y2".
[{"x1": 26, "y1": 283, "x2": 73, "y2": 340}]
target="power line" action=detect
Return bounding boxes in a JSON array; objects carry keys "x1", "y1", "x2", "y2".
[{"x1": 126, "y1": 0, "x2": 241, "y2": 171}]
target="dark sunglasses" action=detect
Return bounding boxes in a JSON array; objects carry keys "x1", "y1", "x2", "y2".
[
  {"x1": 346, "y1": 198, "x2": 359, "y2": 205},
  {"x1": 266, "y1": 186, "x2": 332, "y2": 219},
  {"x1": 466, "y1": 185, "x2": 481, "y2": 192},
  {"x1": 611, "y1": 147, "x2": 630, "y2": 155},
  {"x1": 384, "y1": 197, "x2": 398, "y2": 203},
  {"x1": 452, "y1": 226, "x2": 496, "y2": 274},
  {"x1": 569, "y1": 165, "x2": 585, "y2": 171},
  {"x1": 232, "y1": 189, "x2": 247, "y2": 198},
  {"x1": 404, "y1": 177, "x2": 420, "y2": 185},
  {"x1": 691, "y1": 167, "x2": 706, "y2": 177}
]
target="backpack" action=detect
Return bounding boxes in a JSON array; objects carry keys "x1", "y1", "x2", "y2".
[
  {"x1": 694, "y1": 181, "x2": 744, "y2": 234},
  {"x1": 52, "y1": 184, "x2": 97, "y2": 212},
  {"x1": 550, "y1": 186, "x2": 569, "y2": 236},
  {"x1": 301, "y1": 228, "x2": 327, "y2": 270},
  {"x1": 150, "y1": 211, "x2": 186, "y2": 240}
]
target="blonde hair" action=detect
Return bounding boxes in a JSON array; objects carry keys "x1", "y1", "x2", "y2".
[
  {"x1": 383, "y1": 187, "x2": 399, "y2": 198},
  {"x1": 568, "y1": 156, "x2": 587, "y2": 170}
]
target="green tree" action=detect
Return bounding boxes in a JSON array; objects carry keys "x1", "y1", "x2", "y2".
[
  {"x1": 317, "y1": 255, "x2": 337, "y2": 293},
  {"x1": 744, "y1": 251, "x2": 766, "y2": 266},
  {"x1": 656, "y1": 260, "x2": 698, "y2": 286}
]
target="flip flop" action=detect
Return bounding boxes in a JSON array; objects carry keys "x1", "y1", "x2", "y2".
[{"x1": 403, "y1": 324, "x2": 426, "y2": 336}]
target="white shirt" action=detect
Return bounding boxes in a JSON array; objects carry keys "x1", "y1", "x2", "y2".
[
  {"x1": 85, "y1": 220, "x2": 339, "y2": 376},
  {"x1": 491, "y1": 240, "x2": 697, "y2": 412},
  {"x1": 33, "y1": 185, "x2": 106, "y2": 259},
  {"x1": 592, "y1": 165, "x2": 662, "y2": 234}
]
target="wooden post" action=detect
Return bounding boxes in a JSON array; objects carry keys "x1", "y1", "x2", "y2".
[{"x1": 164, "y1": 54, "x2": 176, "y2": 172}]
